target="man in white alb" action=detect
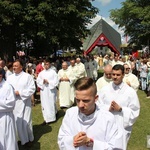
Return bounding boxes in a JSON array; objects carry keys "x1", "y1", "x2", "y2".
[
  {"x1": 123, "y1": 63, "x2": 139, "y2": 91},
  {"x1": 97, "y1": 64, "x2": 140, "y2": 150},
  {"x1": 68, "y1": 58, "x2": 78, "y2": 82},
  {"x1": 96, "y1": 64, "x2": 112, "y2": 92},
  {"x1": 0, "y1": 68, "x2": 18, "y2": 150},
  {"x1": 58, "y1": 77, "x2": 123, "y2": 150},
  {"x1": 7, "y1": 59, "x2": 35, "y2": 147},
  {"x1": 75, "y1": 58, "x2": 87, "y2": 79},
  {"x1": 58, "y1": 62, "x2": 76, "y2": 108},
  {"x1": 68, "y1": 58, "x2": 79, "y2": 104},
  {"x1": 36, "y1": 58, "x2": 59, "y2": 125}
]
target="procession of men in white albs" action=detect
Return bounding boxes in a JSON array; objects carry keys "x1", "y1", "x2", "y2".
[{"x1": 0, "y1": 56, "x2": 140, "y2": 150}]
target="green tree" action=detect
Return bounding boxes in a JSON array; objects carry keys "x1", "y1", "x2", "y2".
[
  {"x1": 0, "y1": 0, "x2": 98, "y2": 59},
  {"x1": 0, "y1": 0, "x2": 23, "y2": 59},
  {"x1": 110, "y1": 0, "x2": 150, "y2": 46}
]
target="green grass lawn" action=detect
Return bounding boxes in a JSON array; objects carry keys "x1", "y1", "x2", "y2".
[
  {"x1": 128, "y1": 90, "x2": 150, "y2": 150},
  {"x1": 19, "y1": 89, "x2": 150, "y2": 150}
]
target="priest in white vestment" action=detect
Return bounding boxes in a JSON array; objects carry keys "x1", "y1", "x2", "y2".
[
  {"x1": 96, "y1": 64, "x2": 112, "y2": 92},
  {"x1": 36, "y1": 59, "x2": 59, "y2": 125},
  {"x1": 97, "y1": 64, "x2": 140, "y2": 150},
  {"x1": 68, "y1": 58, "x2": 78, "y2": 82},
  {"x1": 0, "y1": 68, "x2": 18, "y2": 150},
  {"x1": 123, "y1": 63, "x2": 139, "y2": 91},
  {"x1": 58, "y1": 77, "x2": 123, "y2": 150},
  {"x1": 68, "y1": 58, "x2": 79, "y2": 104},
  {"x1": 75, "y1": 58, "x2": 87, "y2": 79},
  {"x1": 7, "y1": 59, "x2": 35, "y2": 146},
  {"x1": 58, "y1": 62, "x2": 76, "y2": 108}
]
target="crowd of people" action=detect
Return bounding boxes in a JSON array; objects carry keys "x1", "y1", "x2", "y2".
[{"x1": 1, "y1": 52, "x2": 149, "y2": 149}]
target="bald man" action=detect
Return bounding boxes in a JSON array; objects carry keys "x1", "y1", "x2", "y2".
[
  {"x1": 58, "y1": 62, "x2": 76, "y2": 109},
  {"x1": 75, "y1": 58, "x2": 87, "y2": 79},
  {"x1": 96, "y1": 64, "x2": 112, "y2": 92}
]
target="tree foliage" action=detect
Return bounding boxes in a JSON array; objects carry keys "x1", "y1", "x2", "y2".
[
  {"x1": 110, "y1": 0, "x2": 150, "y2": 46},
  {"x1": 0, "y1": 0, "x2": 98, "y2": 58}
]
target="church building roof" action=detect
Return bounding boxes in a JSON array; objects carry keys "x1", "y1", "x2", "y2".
[{"x1": 83, "y1": 19, "x2": 121, "y2": 55}]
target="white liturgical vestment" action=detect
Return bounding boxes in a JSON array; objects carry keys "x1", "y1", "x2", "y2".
[
  {"x1": 58, "y1": 105, "x2": 123, "y2": 150},
  {"x1": 123, "y1": 73, "x2": 139, "y2": 91},
  {"x1": 68, "y1": 65, "x2": 79, "y2": 103},
  {"x1": 68, "y1": 65, "x2": 78, "y2": 82},
  {"x1": 97, "y1": 82, "x2": 140, "y2": 150},
  {"x1": 36, "y1": 68, "x2": 59, "y2": 122},
  {"x1": 0, "y1": 79, "x2": 18, "y2": 150},
  {"x1": 7, "y1": 71, "x2": 35, "y2": 145},
  {"x1": 58, "y1": 68, "x2": 76, "y2": 107},
  {"x1": 75, "y1": 62, "x2": 87, "y2": 79},
  {"x1": 96, "y1": 75, "x2": 112, "y2": 92}
]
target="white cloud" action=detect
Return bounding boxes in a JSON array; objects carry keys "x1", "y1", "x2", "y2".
[{"x1": 96, "y1": 0, "x2": 112, "y2": 6}]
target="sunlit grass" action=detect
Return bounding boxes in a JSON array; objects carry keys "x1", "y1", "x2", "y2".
[{"x1": 128, "y1": 90, "x2": 150, "y2": 150}]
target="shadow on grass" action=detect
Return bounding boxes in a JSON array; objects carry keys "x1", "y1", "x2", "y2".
[
  {"x1": 34, "y1": 124, "x2": 52, "y2": 149},
  {"x1": 42, "y1": 109, "x2": 66, "y2": 126},
  {"x1": 18, "y1": 124, "x2": 52, "y2": 150},
  {"x1": 56, "y1": 109, "x2": 65, "y2": 121},
  {"x1": 18, "y1": 107, "x2": 64, "y2": 150}
]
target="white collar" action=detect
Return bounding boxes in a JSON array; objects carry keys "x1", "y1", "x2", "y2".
[
  {"x1": 112, "y1": 82, "x2": 124, "y2": 90},
  {"x1": 78, "y1": 105, "x2": 99, "y2": 125}
]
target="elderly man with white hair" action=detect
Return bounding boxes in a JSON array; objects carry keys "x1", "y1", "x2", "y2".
[
  {"x1": 96, "y1": 64, "x2": 112, "y2": 92},
  {"x1": 75, "y1": 58, "x2": 87, "y2": 79},
  {"x1": 123, "y1": 63, "x2": 139, "y2": 91},
  {"x1": 58, "y1": 62, "x2": 76, "y2": 109}
]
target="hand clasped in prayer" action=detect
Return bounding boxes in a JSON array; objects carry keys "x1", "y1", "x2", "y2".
[
  {"x1": 109, "y1": 100, "x2": 122, "y2": 112},
  {"x1": 73, "y1": 132, "x2": 89, "y2": 147}
]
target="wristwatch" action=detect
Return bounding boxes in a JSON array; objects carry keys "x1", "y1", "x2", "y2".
[{"x1": 86, "y1": 138, "x2": 94, "y2": 147}]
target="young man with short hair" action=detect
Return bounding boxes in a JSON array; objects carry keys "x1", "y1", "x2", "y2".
[
  {"x1": 97, "y1": 64, "x2": 140, "y2": 150},
  {"x1": 58, "y1": 77, "x2": 123, "y2": 150}
]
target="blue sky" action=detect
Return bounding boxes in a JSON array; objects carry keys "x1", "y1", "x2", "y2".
[
  {"x1": 92, "y1": 0, "x2": 124, "y2": 18},
  {"x1": 89, "y1": 0, "x2": 126, "y2": 43}
]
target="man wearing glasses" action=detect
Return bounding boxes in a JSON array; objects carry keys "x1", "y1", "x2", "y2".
[{"x1": 123, "y1": 63, "x2": 139, "y2": 91}]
